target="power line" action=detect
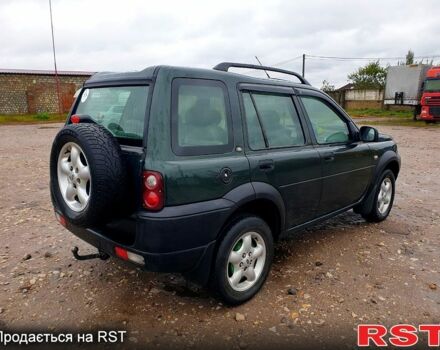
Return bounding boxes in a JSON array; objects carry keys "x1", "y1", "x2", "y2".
[
  {"x1": 268, "y1": 53, "x2": 440, "y2": 78},
  {"x1": 306, "y1": 54, "x2": 440, "y2": 61},
  {"x1": 230, "y1": 52, "x2": 440, "y2": 83},
  {"x1": 271, "y1": 55, "x2": 303, "y2": 67},
  {"x1": 266, "y1": 54, "x2": 440, "y2": 67},
  {"x1": 240, "y1": 55, "x2": 303, "y2": 74}
]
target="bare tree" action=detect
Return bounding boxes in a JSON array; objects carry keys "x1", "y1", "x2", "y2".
[{"x1": 321, "y1": 80, "x2": 335, "y2": 92}]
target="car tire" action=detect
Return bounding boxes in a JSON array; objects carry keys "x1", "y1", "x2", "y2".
[
  {"x1": 362, "y1": 169, "x2": 395, "y2": 222},
  {"x1": 50, "y1": 123, "x2": 127, "y2": 227},
  {"x1": 210, "y1": 215, "x2": 274, "y2": 305}
]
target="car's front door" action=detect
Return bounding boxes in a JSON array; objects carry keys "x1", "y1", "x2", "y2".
[
  {"x1": 239, "y1": 85, "x2": 322, "y2": 229},
  {"x1": 298, "y1": 91, "x2": 374, "y2": 215}
]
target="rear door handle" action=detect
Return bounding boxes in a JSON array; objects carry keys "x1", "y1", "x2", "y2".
[
  {"x1": 259, "y1": 159, "x2": 275, "y2": 171},
  {"x1": 323, "y1": 153, "x2": 335, "y2": 162}
]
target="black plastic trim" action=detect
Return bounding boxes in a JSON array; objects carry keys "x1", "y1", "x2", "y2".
[
  {"x1": 239, "y1": 83, "x2": 295, "y2": 95},
  {"x1": 137, "y1": 198, "x2": 234, "y2": 219},
  {"x1": 284, "y1": 199, "x2": 363, "y2": 236},
  {"x1": 356, "y1": 151, "x2": 400, "y2": 215},
  {"x1": 251, "y1": 182, "x2": 286, "y2": 231},
  {"x1": 84, "y1": 79, "x2": 153, "y2": 88}
]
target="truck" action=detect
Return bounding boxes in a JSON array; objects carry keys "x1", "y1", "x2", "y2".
[
  {"x1": 419, "y1": 66, "x2": 440, "y2": 122},
  {"x1": 384, "y1": 64, "x2": 440, "y2": 122}
]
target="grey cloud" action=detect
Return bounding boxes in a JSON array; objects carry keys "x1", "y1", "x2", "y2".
[{"x1": 0, "y1": 0, "x2": 438, "y2": 87}]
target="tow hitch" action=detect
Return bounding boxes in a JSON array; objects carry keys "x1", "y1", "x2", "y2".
[{"x1": 72, "y1": 246, "x2": 110, "y2": 261}]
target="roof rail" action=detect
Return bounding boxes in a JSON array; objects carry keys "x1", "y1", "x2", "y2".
[{"x1": 213, "y1": 62, "x2": 310, "y2": 85}]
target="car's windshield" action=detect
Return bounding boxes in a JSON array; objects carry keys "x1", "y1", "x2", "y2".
[
  {"x1": 75, "y1": 85, "x2": 149, "y2": 140},
  {"x1": 424, "y1": 79, "x2": 440, "y2": 92}
]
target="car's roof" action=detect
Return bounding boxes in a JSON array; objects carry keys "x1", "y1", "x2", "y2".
[{"x1": 85, "y1": 65, "x2": 320, "y2": 93}]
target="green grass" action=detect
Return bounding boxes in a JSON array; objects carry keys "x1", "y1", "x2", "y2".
[
  {"x1": 345, "y1": 108, "x2": 439, "y2": 127},
  {"x1": 346, "y1": 108, "x2": 413, "y2": 119},
  {"x1": 0, "y1": 113, "x2": 67, "y2": 125},
  {"x1": 359, "y1": 116, "x2": 440, "y2": 127}
]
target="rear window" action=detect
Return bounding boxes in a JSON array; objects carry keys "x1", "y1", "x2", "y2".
[{"x1": 75, "y1": 86, "x2": 149, "y2": 141}]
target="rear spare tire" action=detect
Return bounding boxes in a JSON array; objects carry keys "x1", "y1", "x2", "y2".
[{"x1": 50, "y1": 123, "x2": 126, "y2": 227}]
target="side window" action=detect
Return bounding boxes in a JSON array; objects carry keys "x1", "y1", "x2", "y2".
[
  {"x1": 242, "y1": 93, "x2": 265, "y2": 150},
  {"x1": 300, "y1": 96, "x2": 350, "y2": 144},
  {"x1": 172, "y1": 79, "x2": 232, "y2": 155},
  {"x1": 242, "y1": 92, "x2": 305, "y2": 149}
]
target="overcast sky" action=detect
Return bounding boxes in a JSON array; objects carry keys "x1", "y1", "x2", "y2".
[{"x1": 1, "y1": 0, "x2": 439, "y2": 87}]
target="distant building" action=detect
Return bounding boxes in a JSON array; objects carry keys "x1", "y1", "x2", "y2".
[
  {"x1": 0, "y1": 69, "x2": 94, "y2": 115},
  {"x1": 336, "y1": 83, "x2": 355, "y2": 91},
  {"x1": 328, "y1": 83, "x2": 383, "y2": 109}
]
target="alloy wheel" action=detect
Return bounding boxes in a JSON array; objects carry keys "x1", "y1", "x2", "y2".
[
  {"x1": 226, "y1": 231, "x2": 266, "y2": 292},
  {"x1": 377, "y1": 177, "x2": 392, "y2": 215},
  {"x1": 57, "y1": 142, "x2": 91, "y2": 212}
]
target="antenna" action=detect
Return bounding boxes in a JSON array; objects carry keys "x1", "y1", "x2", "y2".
[{"x1": 255, "y1": 56, "x2": 271, "y2": 79}]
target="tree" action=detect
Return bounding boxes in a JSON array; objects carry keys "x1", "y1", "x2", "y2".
[
  {"x1": 321, "y1": 80, "x2": 335, "y2": 92},
  {"x1": 406, "y1": 50, "x2": 414, "y2": 65},
  {"x1": 347, "y1": 61, "x2": 387, "y2": 89}
]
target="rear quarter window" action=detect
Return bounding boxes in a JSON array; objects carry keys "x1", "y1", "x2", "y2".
[{"x1": 171, "y1": 78, "x2": 233, "y2": 156}]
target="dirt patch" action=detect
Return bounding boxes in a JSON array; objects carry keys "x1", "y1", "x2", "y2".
[{"x1": 0, "y1": 123, "x2": 439, "y2": 349}]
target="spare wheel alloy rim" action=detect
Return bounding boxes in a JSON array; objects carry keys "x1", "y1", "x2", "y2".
[
  {"x1": 226, "y1": 231, "x2": 266, "y2": 292},
  {"x1": 57, "y1": 142, "x2": 91, "y2": 212}
]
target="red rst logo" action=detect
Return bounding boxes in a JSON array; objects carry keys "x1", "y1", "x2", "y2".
[{"x1": 357, "y1": 324, "x2": 440, "y2": 347}]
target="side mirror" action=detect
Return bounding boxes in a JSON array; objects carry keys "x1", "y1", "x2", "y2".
[{"x1": 359, "y1": 126, "x2": 379, "y2": 142}]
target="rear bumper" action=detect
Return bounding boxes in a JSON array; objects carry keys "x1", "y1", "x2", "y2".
[
  {"x1": 56, "y1": 198, "x2": 235, "y2": 284},
  {"x1": 67, "y1": 223, "x2": 215, "y2": 273}
]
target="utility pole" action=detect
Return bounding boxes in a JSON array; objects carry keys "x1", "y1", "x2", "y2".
[
  {"x1": 49, "y1": 0, "x2": 62, "y2": 114},
  {"x1": 302, "y1": 54, "x2": 306, "y2": 78}
]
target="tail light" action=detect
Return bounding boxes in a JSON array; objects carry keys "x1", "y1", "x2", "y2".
[
  {"x1": 54, "y1": 211, "x2": 67, "y2": 227},
  {"x1": 114, "y1": 246, "x2": 145, "y2": 265},
  {"x1": 70, "y1": 114, "x2": 81, "y2": 124},
  {"x1": 114, "y1": 246, "x2": 128, "y2": 260},
  {"x1": 142, "y1": 170, "x2": 164, "y2": 211}
]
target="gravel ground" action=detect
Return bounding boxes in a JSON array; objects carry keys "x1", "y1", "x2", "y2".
[{"x1": 0, "y1": 123, "x2": 439, "y2": 349}]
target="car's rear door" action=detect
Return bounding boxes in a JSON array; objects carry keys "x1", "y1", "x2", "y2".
[
  {"x1": 297, "y1": 90, "x2": 374, "y2": 215},
  {"x1": 74, "y1": 83, "x2": 152, "y2": 214},
  {"x1": 239, "y1": 84, "x2": 322, "y2": 228},
  {"x1": 156, "y1": 77, "x2": 251, "y2": 206}
]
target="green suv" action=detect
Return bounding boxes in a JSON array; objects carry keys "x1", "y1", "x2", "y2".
[{"x1": 50, "y1": 63, "x2": 400, "y2": 304}]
